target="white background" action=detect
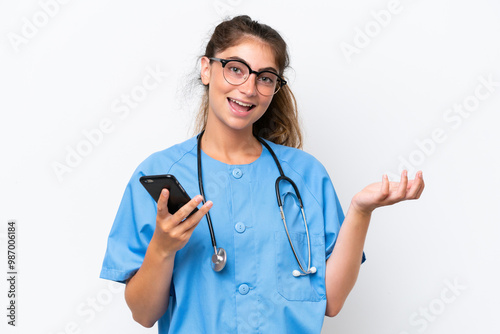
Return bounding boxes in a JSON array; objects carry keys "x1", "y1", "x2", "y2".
[{"x1": 1, "y1": 0, "x2": 499, "y2": 333}]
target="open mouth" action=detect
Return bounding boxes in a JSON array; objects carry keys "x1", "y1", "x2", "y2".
[{"x1": 228, "y1": 98, "x2": 255, "y2": 112}]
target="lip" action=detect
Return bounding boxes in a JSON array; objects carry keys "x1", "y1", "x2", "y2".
[{"x1": 227, "y1": 97, "x2": 256, "y2": 116}]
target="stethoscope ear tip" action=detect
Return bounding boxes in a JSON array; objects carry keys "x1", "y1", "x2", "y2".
[{"x1": 292, "y1": 267, "x2": 317, "y2": 277}]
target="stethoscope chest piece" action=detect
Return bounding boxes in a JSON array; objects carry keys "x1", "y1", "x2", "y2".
[{"x1": 211, "y1": 247, "x2": 227, "y2": 272}]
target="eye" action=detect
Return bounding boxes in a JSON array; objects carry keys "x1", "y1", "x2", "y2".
[
  {"x1": 258, "y1": 73, "x2": 277, "y2": 85},
  {"x1": 229, "y1": 66, "x2": 242, "y2": 74}
]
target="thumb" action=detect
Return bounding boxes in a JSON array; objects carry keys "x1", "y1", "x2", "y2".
[{"x1": 157, "y1": 188, "x2": 171, "y2": 218}]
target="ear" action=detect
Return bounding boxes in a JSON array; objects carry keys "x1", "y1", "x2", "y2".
[{"x1": 200, "y1": 57, "x2": 212, "y2": 86}]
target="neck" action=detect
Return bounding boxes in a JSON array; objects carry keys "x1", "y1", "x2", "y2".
[{"x1": 200, "y1": 126, "x2": 262, "y2": 165}]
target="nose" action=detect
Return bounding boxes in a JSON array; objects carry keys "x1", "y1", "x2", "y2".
[{"x1": 238, "y1": 73, "x2": 258, "y2": 96}]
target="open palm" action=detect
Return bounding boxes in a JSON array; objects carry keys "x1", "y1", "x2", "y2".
[{"x1": 351, "y1": 171, "x2": 425, "y2": 215}]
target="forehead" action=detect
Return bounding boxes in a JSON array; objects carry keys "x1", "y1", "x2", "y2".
[{"x1": 216, "y1": 38, "x2": 278, "y2": 71}]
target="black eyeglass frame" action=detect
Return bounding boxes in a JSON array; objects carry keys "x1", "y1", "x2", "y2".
[{"x1": 209, "y1": 57, "x2": 287, "y2": 95}]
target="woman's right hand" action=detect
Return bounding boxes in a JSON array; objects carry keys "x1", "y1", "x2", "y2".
[
  {"x1": 126, "y1": 188, "x2": 211, "y2": 327},
  {"x1": 150, "y1": 188, "x2": 213, "y2": 257}
]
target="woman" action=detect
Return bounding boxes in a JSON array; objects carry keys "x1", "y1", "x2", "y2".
[{"x1": 100, "y1": 15, "x2": 424, "y2": 333}]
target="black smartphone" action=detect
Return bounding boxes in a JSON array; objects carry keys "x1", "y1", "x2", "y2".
[{"x1": 140, "y1": 174, "x2": 198, "y2": 216}]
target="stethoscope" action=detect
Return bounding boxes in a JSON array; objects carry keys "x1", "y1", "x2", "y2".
[{"x1": 197, "y1": 131, "x2": 317, "y2": 277}]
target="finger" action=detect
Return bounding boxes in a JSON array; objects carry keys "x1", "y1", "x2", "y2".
[
  {"x1": 406, "y1": 171, "x2": 423, "y2": 198},
  {"x1": 157, "y1": 188, "x2": 171, "y2": 219},
  {"x1": 379, "y1": 174, "x2": 390, "y2": 200},
  {"x1": 414, "y1": 171, "x2": 425, "y2": 198},
  {"x1": 172, "y1": 195, "x2": 204, "y2": 223},
  {"x1": 181, "y1": 200, "x2": 213, "y2": 234},
  {"x1": 395, "y1": 170, "x2": 408, "y2": 200}
]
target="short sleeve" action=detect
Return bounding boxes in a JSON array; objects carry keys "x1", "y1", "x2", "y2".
[
  {"x1": 322, "y1": 171, "x2": 366, "y2": 264},
  {"x1": 323, "y1": 174, "x2": 343, "y2": 260},
  {"x1": 99, "y1": 169, "x2": 157, "y2": 283}
]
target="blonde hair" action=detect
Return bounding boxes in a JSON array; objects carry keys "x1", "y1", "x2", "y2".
[{"x1": 195, "y1": 15, "x2": 302, "y2": 148}]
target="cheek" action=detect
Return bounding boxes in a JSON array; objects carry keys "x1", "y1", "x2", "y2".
[
  {"x1": 260, "y1": 97, "x2": 274, "y2": 112},
  {"x1": 207, "y1": 80, "x2": 225, "y2": 104},
  {"x1": 254, "y1": 99, "x2": 273, "y2": 120},
  {"x1": 208, "y1": 76, "x2": 233, "y2": 101}
]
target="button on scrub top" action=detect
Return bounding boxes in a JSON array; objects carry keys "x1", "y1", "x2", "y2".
[{"x1": 100, "y1": 136, "x2": 363, "y2": 333}]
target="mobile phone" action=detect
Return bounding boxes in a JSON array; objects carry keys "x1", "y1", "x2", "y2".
[{"x1": 140, "y1": 174, "x2": 198, "y2": 216}]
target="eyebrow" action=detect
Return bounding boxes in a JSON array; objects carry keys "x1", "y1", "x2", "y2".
[{"x1": 226, "y1": 56, "x2": 279, "y2": 73}]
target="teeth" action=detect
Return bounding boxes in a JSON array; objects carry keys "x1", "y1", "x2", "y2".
[{"x1": 230, "y1": 98, "x2": 253, "y2": 108}]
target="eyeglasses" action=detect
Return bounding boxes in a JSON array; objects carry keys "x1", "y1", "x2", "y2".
[{"x1": 209, "y1": 57, "x2": 287, "y2": 96}]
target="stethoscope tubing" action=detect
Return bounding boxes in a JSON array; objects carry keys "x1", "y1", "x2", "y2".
[
  {"x1": 259, "y1": 138, "x2": 312, "y2": 276},
  {"x1": 196, "y1": 132, "x2": 218, "y2": 255}
]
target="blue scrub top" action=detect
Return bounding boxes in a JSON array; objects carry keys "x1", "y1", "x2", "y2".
[{"x1": 100, "y1": 136, "x2": 364, "y2": 333}]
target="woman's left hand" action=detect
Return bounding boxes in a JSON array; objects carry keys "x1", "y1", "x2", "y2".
[{"x1": 351, "y1": 170, "x2": 425, "y2": 216}]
